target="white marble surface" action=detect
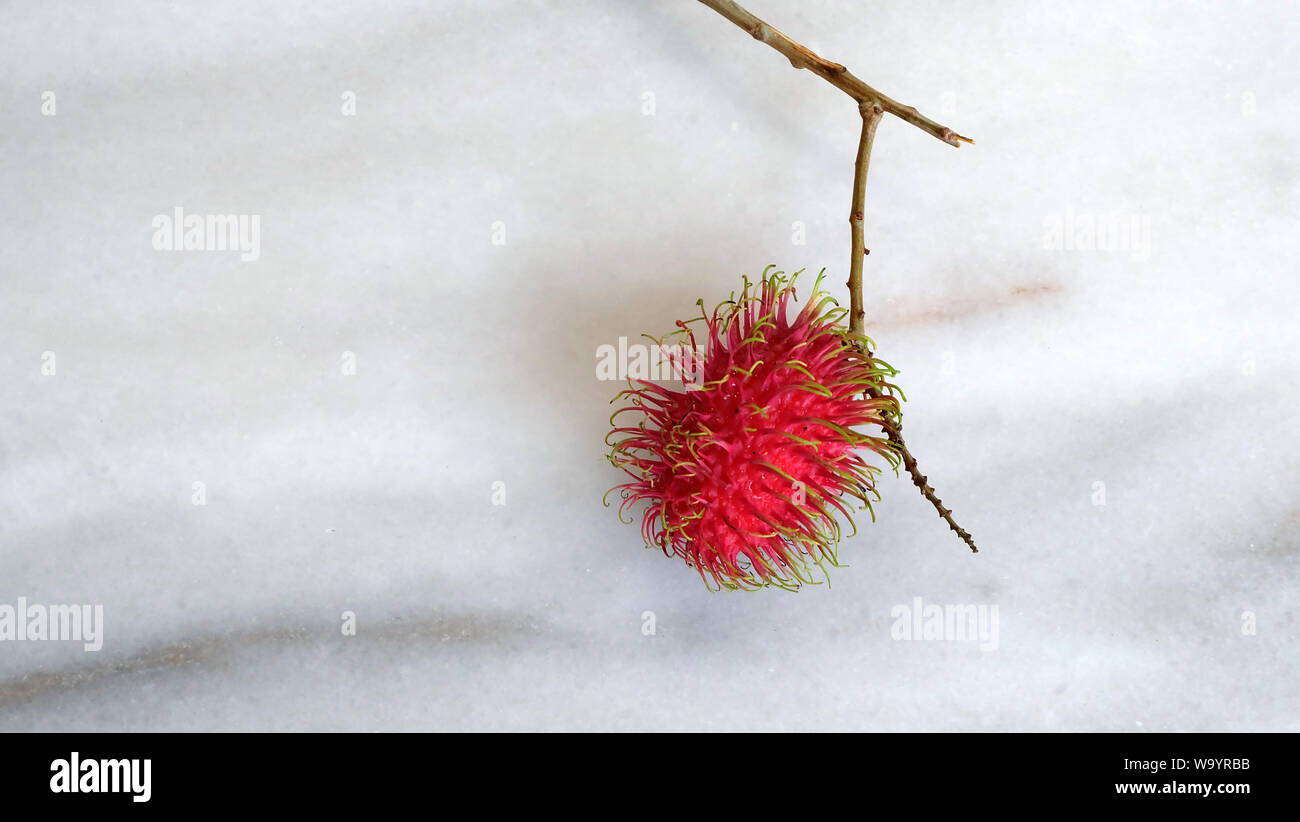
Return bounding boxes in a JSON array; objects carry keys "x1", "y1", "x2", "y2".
[{"x1": 1, "y1": 0, "x2": 1296, "y2": 730}]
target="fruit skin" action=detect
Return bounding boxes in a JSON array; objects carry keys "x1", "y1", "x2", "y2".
[{"x1": 606, "y1": 266, "x2": 903, "y2": 591}]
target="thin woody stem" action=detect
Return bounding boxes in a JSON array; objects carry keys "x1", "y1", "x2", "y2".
[
  {"x1": 849, "y1": 103, "x2": 884, "y2": 338},
  {"x1": 881, "y1": 417, "x2": 980, "y2": 553},
  {"x1": 846, "y1": 104, "x2": 979, "y2": 553},
  {"x1": 697, "y1": 0, "x2": 973, "y2": 147}
]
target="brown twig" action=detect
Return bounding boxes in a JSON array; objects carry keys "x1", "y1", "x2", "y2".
[
  {"x1": 884, "y1": 417, "x2": 979, "y2": 552},
  {"x1": 700, "y1": 0, "x2": 980, "y2": 553},
  {"x1": 846, "y1": 101, "x2": 979, "y2": 555},
  {"x1": 697, "y1": 0, "x2": 973, "y2": 147},
  {"x1": 848, "y1": 103, "x2": 884, "y2": 339}
]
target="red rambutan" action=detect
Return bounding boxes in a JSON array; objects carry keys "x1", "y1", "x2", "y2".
[{"x1": 605, "y1": 266, "x2": 904, "y2": 591}]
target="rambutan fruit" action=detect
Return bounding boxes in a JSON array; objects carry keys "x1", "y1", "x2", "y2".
[{"x1": 605, "y1": 266, "x2": 904, "y2": 591}]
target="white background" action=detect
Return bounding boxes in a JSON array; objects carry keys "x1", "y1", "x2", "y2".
[{"x1": 1, "y1": 0, "x2": 1296, "y2": 730}]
